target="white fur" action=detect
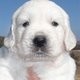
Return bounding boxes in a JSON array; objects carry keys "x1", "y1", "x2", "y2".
[{"x1": 0, "y1": 0, "x2": 76, "y2": 80}]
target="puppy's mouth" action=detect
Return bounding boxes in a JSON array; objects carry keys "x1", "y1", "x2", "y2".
[{"x1": 25, "y1": 48, "x2": 54, "y2": 62}]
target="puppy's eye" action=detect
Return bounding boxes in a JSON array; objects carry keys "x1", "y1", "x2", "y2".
[
  {"x1": 52, "y1": 21, "x2": 59, "y2": 27},
  {"x1": 22, "y1": 21, "x2": 29, "y2": 27}
]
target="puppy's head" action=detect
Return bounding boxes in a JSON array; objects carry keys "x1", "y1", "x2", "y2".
[{"x1": 4, "y1": 0, "x2": 76, "y2": 61}]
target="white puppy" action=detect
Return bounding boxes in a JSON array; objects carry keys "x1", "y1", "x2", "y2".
[{"x1": 0, "y1": 0, "x2": 76, "y2": 80}]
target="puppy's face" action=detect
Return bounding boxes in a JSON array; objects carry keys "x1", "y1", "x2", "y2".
[{"x1": 5, "y1": 0, "x2": 76, "y2": 61}]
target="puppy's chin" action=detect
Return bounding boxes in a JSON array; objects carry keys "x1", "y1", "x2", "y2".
[{"x1": 25, "y1": 51, "x2": 54, "y2": 62}]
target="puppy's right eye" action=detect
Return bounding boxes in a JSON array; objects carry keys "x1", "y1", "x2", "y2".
[
  {"x1": 22, "y1": 21, "x2": 29, "y2": 27},
  {"x1": 52, "y1": 21, "x2": 59, "y2": 27}
]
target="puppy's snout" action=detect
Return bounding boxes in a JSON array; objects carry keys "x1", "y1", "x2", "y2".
[{"x1": 33, "y1": 35, "x2": 47, "y2": 48}]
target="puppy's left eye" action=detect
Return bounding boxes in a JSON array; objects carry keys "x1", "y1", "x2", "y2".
[
  {"x1": 52, "y1": 21, "x2": 59, "y2": 27},
  {"x1": 22, "y1": 21, "x2": 29, "y2": 27}
]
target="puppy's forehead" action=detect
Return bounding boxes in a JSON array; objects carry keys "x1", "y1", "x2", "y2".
[{"x1": 15, "y1": 1, "x2": 68, "y2": 20}]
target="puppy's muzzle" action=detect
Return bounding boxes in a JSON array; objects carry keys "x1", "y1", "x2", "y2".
[{"x1": 33, "y1": 35, "x2": 47, "y2": 48}]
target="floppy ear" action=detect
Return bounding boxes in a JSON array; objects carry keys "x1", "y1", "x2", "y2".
[
  {"x1": 64, "y1": 17, "x2": 76, "y2": 51},
  {"x1": 4, "y1": 10, "x2": 18, "y2": 48},
  {"x1": 4, "y1": 6, "x2": 23, "y2": 48}
]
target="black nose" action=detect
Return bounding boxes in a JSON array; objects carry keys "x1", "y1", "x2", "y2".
[{"x1": 33, "y1": 35, "x2": 47, "y2": 47}]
